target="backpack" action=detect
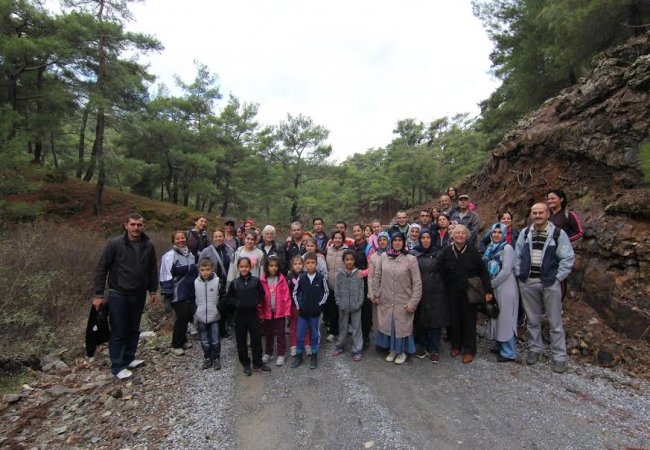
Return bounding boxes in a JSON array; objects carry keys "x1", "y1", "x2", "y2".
[{"x1": 524, "y1": 226, "x2": 561, "y2": 246}]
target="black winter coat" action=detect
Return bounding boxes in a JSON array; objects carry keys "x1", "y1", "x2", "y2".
[
  {"x1": 412, "y1": 249, "x2": 449, "y2": 328},
  {"x1": 440, "y1": 244, "x2": 493, "y2": 302}
]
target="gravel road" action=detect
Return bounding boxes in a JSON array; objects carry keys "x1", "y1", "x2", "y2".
[{"x1": 160, "y1": 330, "x2": 650, "y2": 450}]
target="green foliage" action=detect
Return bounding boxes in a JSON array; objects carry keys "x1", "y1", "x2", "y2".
[{"x1": 0, "y1": 200, "x2": 45, "y2": 221}]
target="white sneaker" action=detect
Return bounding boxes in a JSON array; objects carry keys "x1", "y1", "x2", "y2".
[
  {"x1": 276, "y1": 356, "x2": 285, "y2": 366},
  {"x1": 172, "y1": 348, "x2": 185, "y2": 356},
  {"x1": 188, "y1": 323, "x2": 198, "y2": 336},
  {"x1": 326, "y1": 334, "x2": 335, "y2": 342},
  {"x1": 182, "y1": 342, "x2": 192, "y2": 349},
  {"x1": 289, "y1": 346, "x2": 297, "y2": 357},
  {"x1": 385, "y1": 351, "x2": 397, "y2": 362},
  {"x1": 262, "y1": 353, "x2": 271, "y2": 363},
  {"x1": 305, "y1": 346, "x2": 312, "y2": 356},
  {"x1": 115, "y1": 368, "x2": 132, "y2": 380},
  {"x1": 394, "y1": 353, "x2": 407, "y2": 365},
  {"x1": 127, "y1": 359, "x2": 144, "y2": 369}
]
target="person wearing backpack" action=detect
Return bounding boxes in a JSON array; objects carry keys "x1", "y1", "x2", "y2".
[
  {"x1": 547, "y1": 189, "x2": 584, "y2": 242},
  {"x1": 514, "y1": 203, "x2": 575, "y2": 374}
]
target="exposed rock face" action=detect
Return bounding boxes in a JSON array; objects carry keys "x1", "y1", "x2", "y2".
[{"x1": 464, "y1": 33, "x2": 650, "y2": 340}]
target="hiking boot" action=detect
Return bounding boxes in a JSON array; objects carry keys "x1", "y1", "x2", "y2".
[
  {"x1": 202, "y1": 358, "x2": 213, "y2": 369},
  {"x1": 430, "y1": 353, "x2": 440, "y2": 364},
  {"x1": 276, "y1": 356, "x2": 285, "y2": 366},
  {"x1": 291, "y1": 354, "x2": 304, "y2": 369},
  {"x1": 213, "y1": 358, "x2": 221, "y2": 370},
  {"x1": 526, "y1": 351, "x2": 541, "y2": 366},
  {"x1": 243, "y1": 366, "x2": 252, "y2": 376},
  {"x1": 394, "y1": 353, "x2": 407, "y2": 365},
  {"x1": 254, "y1": 363, "x2": 271, "y2": 373},
  {"x1": 115, "y1": 368, "x2": 132, "y2": 380},
  {"x1": 385, "y1": 351, "x2": 397, "y2": 363},
  {"x1": 309, "y1": 353, "x2": 318, "y2": 369},
  {"x1": 552, "y1": 360, "x2": 568, "y2": 374}
]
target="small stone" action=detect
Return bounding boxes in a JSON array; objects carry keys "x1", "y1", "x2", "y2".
[
  {"x1": 47, "y1": 385, "x2": 78, "y2": 396},
  {"x1": 54, "y1": 425, "x2": 67, "y2": 435},
  {"x1": 101, "y1": 411, "x2": 112, "y2": 418},
  {"x1": 364, "y1": 441, "x2": 375, "y2": 449},
  {"x1": 588, "y1": 318, "x2": 599, "y2": 325},
  {"x1": 139, "y1": 331, "x2": 156, "y2": 339},
  {"x1": 3, "y1": 394, "x2": 21, "y2": 404}
]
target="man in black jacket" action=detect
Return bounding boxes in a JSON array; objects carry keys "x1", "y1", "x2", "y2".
[{"x1": 93, "y1": 213, "x2": 158, "y2": 380}]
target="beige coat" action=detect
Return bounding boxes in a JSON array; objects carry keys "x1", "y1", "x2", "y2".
[
  {"x1": 372, "y1": 252, "x2": 422, "y2": 338},
  {"x1": 325, "y1": 245, "x2": 348, "y2": 291}
]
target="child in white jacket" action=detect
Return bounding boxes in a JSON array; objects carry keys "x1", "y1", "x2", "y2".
[{"x1": 195, "y1": 258, "x2": 221, "y2": 370}]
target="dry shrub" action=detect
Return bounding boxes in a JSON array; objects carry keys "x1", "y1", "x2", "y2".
[{"x1": 0, "y1": 221, "x2": 105, "y2": 358}]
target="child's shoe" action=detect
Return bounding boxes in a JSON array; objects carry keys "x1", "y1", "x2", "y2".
[
  {"x1": 305, "y1": 346, "x2": 312, "y2": 356},
  {"x1": 243, "y1": 366, "x2": 252, "y2": 376},
  {"x1": 213, "y1": 358, "x2": 222, "y2": 370},
  {"x1": 276, "y1": 356, "x2": 285, "y2": 366},
  {"x1": 262, "y1": 353, "x2": 271, "y2": 363},
  {"x1": 353, "y1": 353, "x2": 362, "y2": 362},
  {"x1": 202, "y1": 358, "x2": 213, "y2": 369},
  {"x1": 331, "y1": 347, "x2": 344, "y2": 357},
  {"x1": 254, "y1": 363, "x2": 272, "y2": 373},
  {"x1": 309, "y1": 353, "x2": 318, "y2": 369},
  {"x1": 291, "y1": 354, "x2": 304, "y2": 368},
  {"x1": 326, "y1": 334, "x2": 335, "y2": 342},
  {"x1": 289, "y1": 346, "x2": 297, "y2": 357}
]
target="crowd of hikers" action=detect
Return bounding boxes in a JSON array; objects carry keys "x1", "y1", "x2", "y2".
[{"x1": 94, "y1": 187, "x2": 583, "y2": 380}]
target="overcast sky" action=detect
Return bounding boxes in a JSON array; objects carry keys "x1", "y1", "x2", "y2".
[{"x1": 126, "y1": 0, "x2": 499, "y2": 160}]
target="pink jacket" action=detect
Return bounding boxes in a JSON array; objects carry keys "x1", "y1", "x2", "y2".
[{"x1": 258, "y1": 273, "x2": 292, "y2": 319}]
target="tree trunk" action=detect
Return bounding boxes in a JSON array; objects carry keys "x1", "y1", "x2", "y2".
[
  {"x1": 50, "y1": 132, "x2": 59, "y2": 168},
  {"x1": 93, "y1": 109, "x2": 106, "y2": 215},
  {"x1": 194, "y1": 194, "x2": 201, "y2": 210},
  {"x1": 83, "y1": 117, "x2": 100, "y2": 181},
  {"x1": 207, "y1": 199, "x2": 216, "y2": 213},
  {"x1": 76, "y1": 106, "x2": 90, "y2": 178},
  {"x1": 33, "y1": 141, "x2": 43, "y2": 164}
]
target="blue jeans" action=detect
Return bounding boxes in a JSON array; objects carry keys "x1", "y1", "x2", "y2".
[
  {"x1": 296, "y1": 316, "x2": 320, "y2": 354},
  {"x1": 107, "y1": 291, "x2": 146, "y2": 375},
  {"x1": 197, "y1": 321, "x2": 220, "y2": 359}
]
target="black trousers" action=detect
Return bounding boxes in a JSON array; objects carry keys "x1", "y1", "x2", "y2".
[
  {"x1": 234, "y1": 311, "x2": 263, "y2": 368},
  {"x1": 360, "y1": 279, "x2": 372, "y2": 346},
  {"x1": 449, "y1": 293, "x2": 478, "y2": 355},
  {"x1": 324, "y1": 290, "x2": 339, "y2": 336},
  {"x1": 171, "y1": 301, "x2": 194, "y2": 348}
]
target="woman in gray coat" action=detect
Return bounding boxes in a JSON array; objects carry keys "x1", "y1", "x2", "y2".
[{"x1": 483, "y1": 223, "x2": 519, "y2": 362}]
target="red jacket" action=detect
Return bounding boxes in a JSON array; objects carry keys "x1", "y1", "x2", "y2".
[{"x1": 258, "y1": 273, "x2": 292, "y2": 319}]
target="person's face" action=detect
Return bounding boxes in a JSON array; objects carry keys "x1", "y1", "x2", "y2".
[
  {"x1": 336, "y1": 223, "x2": 346, "y2": 233},
  {"x1": 500, "y1": 213, "x2": 512, "y2": 228},
  {"x1": 244, "y1": 234, "x2": 255, "y2": 249},
  {"x1": 224, "y1": 222, "x2": 234, "y2": 234},
  {"x1": 313, "y1": 220, "x2": 323, "y2": 233},
  {"x1": 364, "y1": 226, "x2": 372, "y2": 238},
  {"x1": 238, "y1": 260, "x2": 251, "y2": 277},
  {"x1": 333, "y1": 234, "x2": 343, "y2": 246},
  {"x1": 372, "y1": 222, "x2": 382, "y2": 235},
  {"x1": 438, "y1": 216, "x2": 449, "y2": 229},
  {"x1": 292, "y1": 258, "x2": 304, "y2": 273},
  {"x1": 125, "y1": 218, "x2": 144, "y2": 240},
  {"x1": 343, "y1": 254, "x2": 355, "y2": 270},
  {"x1": 200, "y1": 265, "x2": 212, "y2": 279},
  {"x1": 352, "y1": 225, "x2": 364, "y2": 240},
  {"x1": 173, "y1": 232, "x2": 186, "y2": 247},
  {"x1": 392, "y1": 237, "x2": 404, "y2": 251},
  {"x1": 267, "y1": 261, "x2": 279, "y2": 276},
  {"x1": 263, "y1": 231, "x2": 274, "y2": 243},
  {"x1": 409, "y1": 227, "x2": 420, "y2": 240},
  {"x1": 458, "y1": 198, "x2": 469, "y2": 210},
  {"x1": 447, "y1": 187, "x2": 456, "y2": 197},
  {"x1": 440, "y1": 196, "x2": 450, "y2": 209},
  {"x1": 420, "y1": 233, "x2": 432, "y2": 248},
  {"x1": 304, "y1": 258, "x2": 317, "y2": 274},
  {"x1": 212, "y1": 231, "x2": 224, "y2": 245},
  {"x1": 291, "y1": 225, "x2": 303, "y2": 240},
  {"x1": 453, "y1": 229, "x2": 468, "y2": 246},
  {"x1": 195, "y1": 217, "x2": 207, "y2": 231},
  {"x1": 419, "y1": 211, "x2": 431, "y2": 226},
  {"x1": 547, "y1": 193, "x2": 562, "y2": 210},
  {"x1": 378, "y1": 236, "x2": 389, "y2": 250},
  {"x1": 531, "y1": 204, "x2": 550, "y2": 226},
  {"x1": 237, "y1": 228, "x2": 244, "y2": 238},
  {"x1": 491, "y1": 227, "x2": 504, "y2": 243},
  {"x1": 305, "y1": 241, "x2": 316, "y2": 253},
  {"x1": 396, "y1": 213, "x2": 408, "y2": 226}
]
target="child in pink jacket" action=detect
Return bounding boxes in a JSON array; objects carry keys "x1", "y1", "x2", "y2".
[{"x1": 259, "y1": 256, "x2": 292, "y2": 366}]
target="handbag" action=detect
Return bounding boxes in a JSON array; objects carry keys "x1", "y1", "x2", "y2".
[
  {"x1": 466, "y1": 276, "x2": 485, "y2": 305},
  {"x1": 484, "y1": 298, "x2": 500, "y2": 319}
]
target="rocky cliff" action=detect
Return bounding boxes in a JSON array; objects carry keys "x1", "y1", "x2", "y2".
[{"x1": 464, "y1": 33, "x2": 650, "y2": 341}]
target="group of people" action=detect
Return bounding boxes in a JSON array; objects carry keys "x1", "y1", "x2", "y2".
[{"x1": 93, "y1": 187, "x2": 583, "y2": 380}]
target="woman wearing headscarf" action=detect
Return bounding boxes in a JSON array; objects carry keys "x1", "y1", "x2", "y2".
[
  {"x1": 406, "y1": 223, "x2": 421, "y2": 251},
  {"x1": 371, "y1": 232, "x2": 422, "y2": 365},
  {"x1": 367, "y1": 231, "x2": 390, "y2": 350},
  {"x1": 483, "y1": 223, "x2": 519, "y2": 362},
  {"x1": 411, "y1": 228, "x2": 448, "y2": 363},
  {"x1": 441, "y1": 225, "x2": 493, "y2": 364},
  {"x1": 479, "y1": 211, "x2": 520, "y2": 253}
]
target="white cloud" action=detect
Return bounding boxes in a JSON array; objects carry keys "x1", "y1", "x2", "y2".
[{"x1": 128, "y1": 0, "x2": 500, "y2": 159}]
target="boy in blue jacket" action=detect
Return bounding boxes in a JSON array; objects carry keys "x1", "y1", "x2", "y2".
[{"x1": 291, "y1": 253, "x2": 329, "y2": 369}]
